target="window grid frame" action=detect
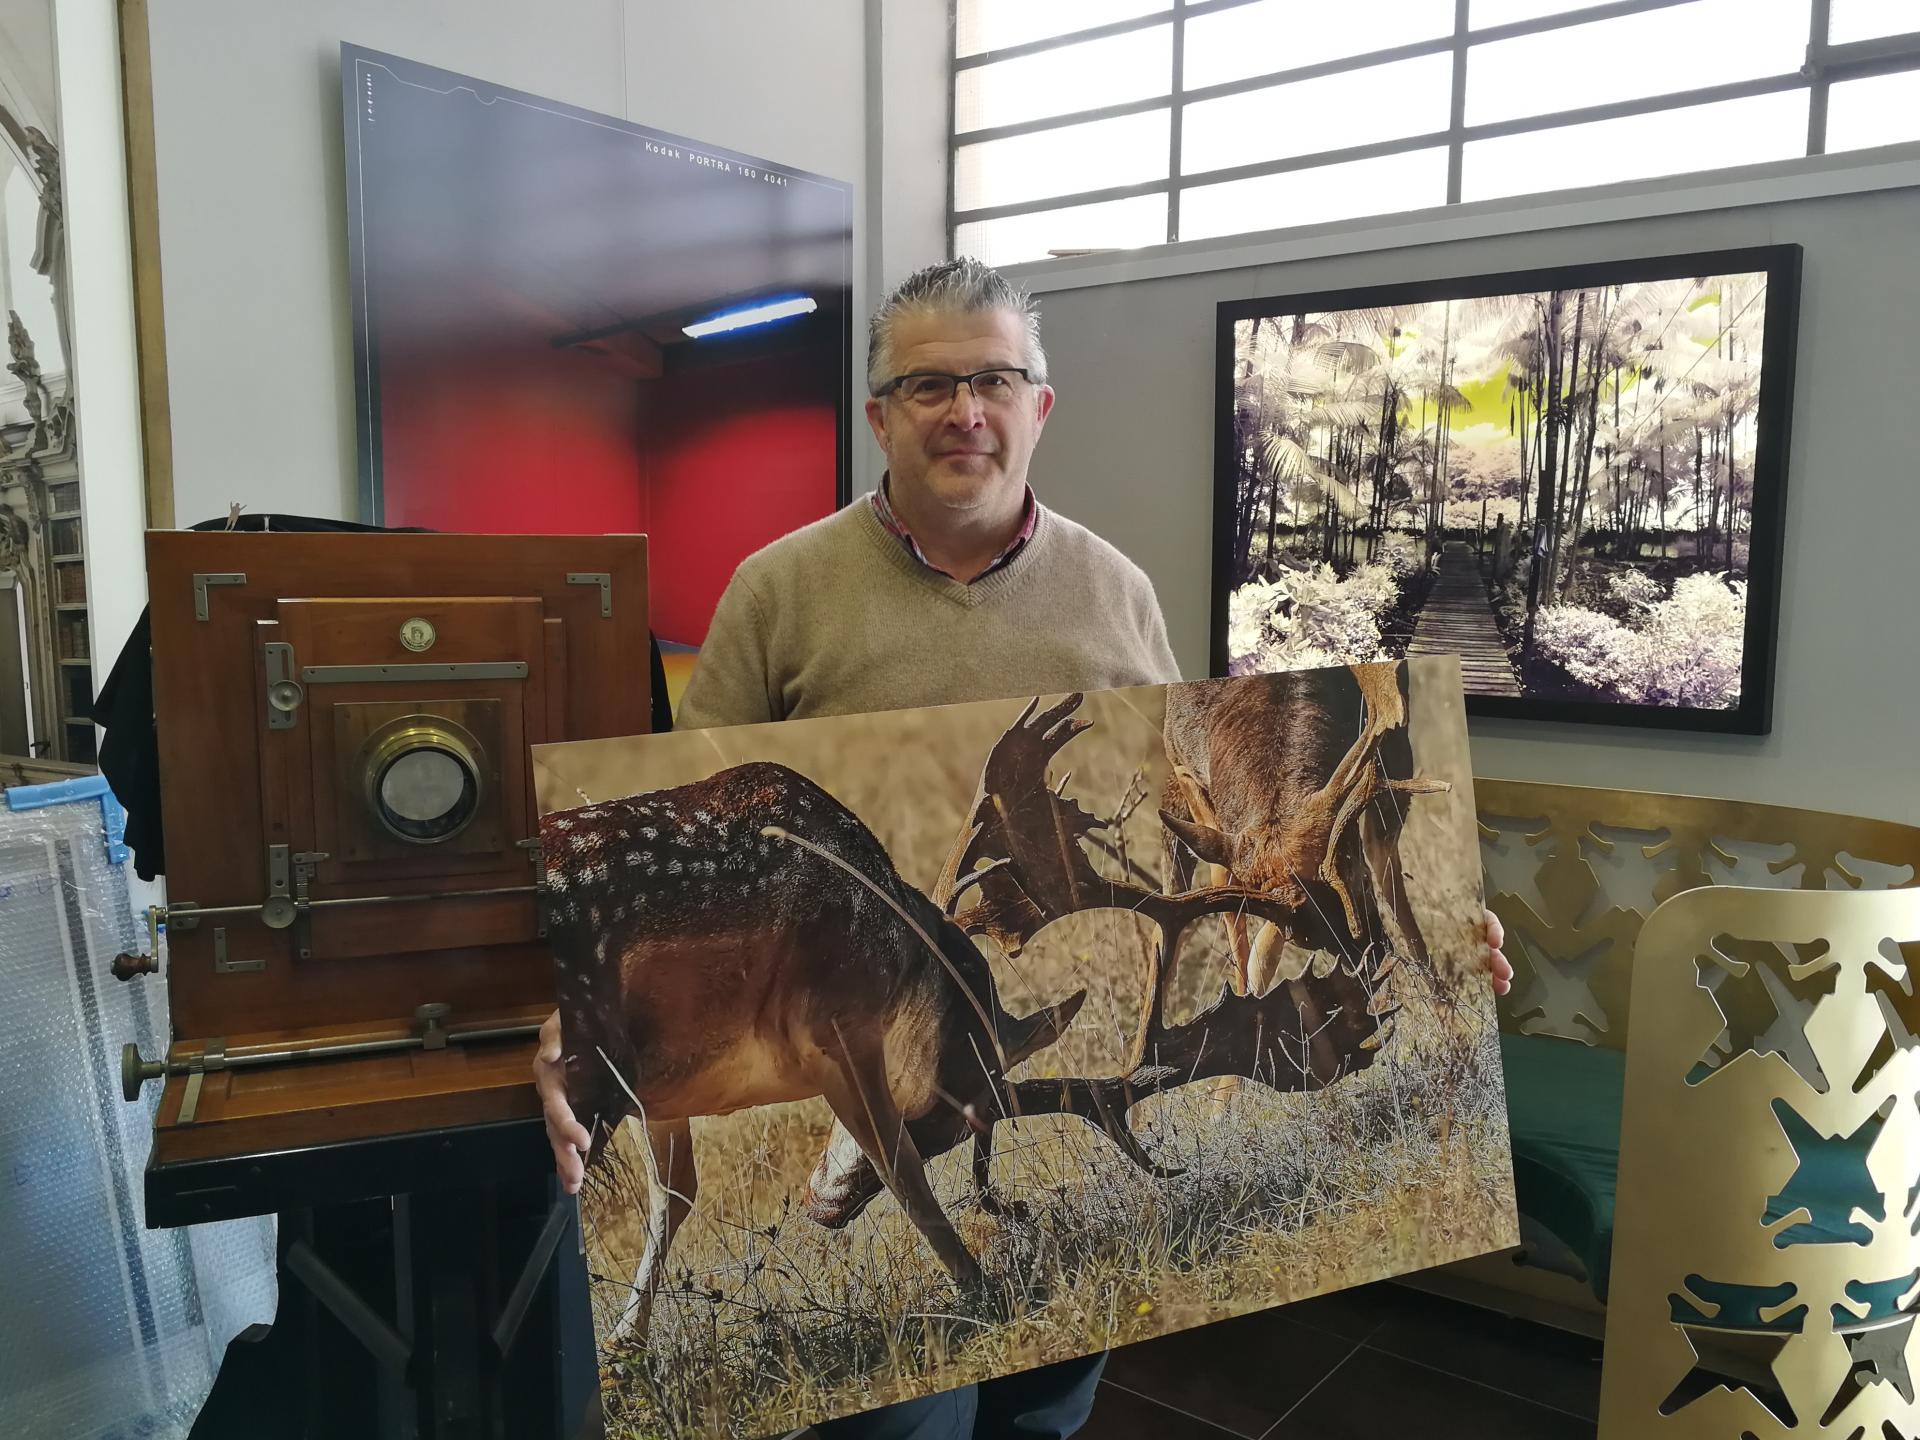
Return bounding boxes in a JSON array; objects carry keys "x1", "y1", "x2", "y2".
[{"x1": 947, "y1": 0, "x2": 1920, "y2": 257}]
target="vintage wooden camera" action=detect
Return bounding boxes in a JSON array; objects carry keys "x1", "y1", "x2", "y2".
[{"x1": 118, "y1": 532, "x2": 650, "y2": 1173}]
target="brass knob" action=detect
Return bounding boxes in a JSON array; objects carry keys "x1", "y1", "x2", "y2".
[
  {"x1": 121, "y1": 1043, "x2": 163, "y2": 1102},
  {"x1": 415, "y1": 1001, "x2": 453, "y2": 1050},
  {"x1": 268, "y1": 677, "x2": 305, "y2": 715}
]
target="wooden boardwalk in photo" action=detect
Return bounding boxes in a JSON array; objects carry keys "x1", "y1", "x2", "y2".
[{"x1": 1408, "y1": 541, "x2": 1523, "y2": 697}]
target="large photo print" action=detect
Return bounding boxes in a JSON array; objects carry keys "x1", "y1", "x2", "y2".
[
  {"x1": 1213, "y1": 247, "x2": 1799, "y2": 734},
  {"x1": 342, "y1": 44, "x2": 853, "y2": 704},
  {"x1": 533, "y1": 658, "x2": 1515, "y2": 1437}
]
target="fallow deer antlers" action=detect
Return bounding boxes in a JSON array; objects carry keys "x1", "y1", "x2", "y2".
[
  {"x1": 932, "y1": 693, "x2": 1412, "y2": 1174},
  {"x1": 1315, "y1": 664, "x2": 1452, "y2": 937}
]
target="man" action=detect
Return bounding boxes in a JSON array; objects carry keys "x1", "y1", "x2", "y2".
[{"x1": 535, "y1": 257, "x2": 1512, "y2": 1439}]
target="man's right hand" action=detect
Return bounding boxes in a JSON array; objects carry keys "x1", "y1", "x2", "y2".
[{"x1": 535, "y1": 1009, "x2": 591, "y2": 1195}]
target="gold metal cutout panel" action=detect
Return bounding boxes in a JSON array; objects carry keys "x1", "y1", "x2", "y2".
[
  {"x1": 1600, "y1": 883, "x2": 1920, "y2": 1439},
  {"x1": 1477, "y1": 781, "x2": 1920, "y2": 1055}
]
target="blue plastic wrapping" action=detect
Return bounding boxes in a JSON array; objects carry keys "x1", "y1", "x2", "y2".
[{"x1": 0, "y1": 785, "x2": 275, "y2": 1437}]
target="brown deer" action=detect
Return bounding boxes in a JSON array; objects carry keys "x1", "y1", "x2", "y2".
[
  {"x1": 802, "y1": 689, "x2": 1421, "y2": 1230},
  {"x1": 1159, "y1": 662, "x2": 1447, "y2": 999},
  {"x1": 553, "y1": 684, "x2": 1442, "y2": 1330},
  {"x1": 544, "y1": 760, "x2": 1085, "y2": 1341}
]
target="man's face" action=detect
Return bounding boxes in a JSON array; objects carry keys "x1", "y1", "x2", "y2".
[{"x1": 864, "y1": 307, "x2": 1056, "y2": 512}]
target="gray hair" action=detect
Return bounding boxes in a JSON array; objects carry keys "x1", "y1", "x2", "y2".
[{"x1": 866, "y1": 257, "x2": 1048, "y2": 396}]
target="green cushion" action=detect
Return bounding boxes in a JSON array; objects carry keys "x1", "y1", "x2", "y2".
[
  {"x1": 1760, "y1": 1096, "x2": 1885, "y2": 1249},
  {"x1": 1501, "y1": 1032, "x2": 1625, "y2": 1302},
  {"x1": 1502, "y1": 1033, "x2": 1892, "y2": 1316}
]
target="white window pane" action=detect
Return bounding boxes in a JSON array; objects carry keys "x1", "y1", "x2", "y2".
[
  {"x1": 1827, "y1": 68, "x2": 1920, "y2": 150},
  {"x1": 1183, "y1": 0, "x2": 1454, "y2": 91},
  {"x1": 957, "y1": 24, "x2": 1172, "y2": 132},
  {"x1": 1830, "y1": 0, "x2": 1920, "y2": 42},
  {"x1": 1179, "y1": 147, "x2": 1449, "y2": 239},
  {"x1": 1466, "y1": 0, "x2": 1809, "y2": 126},
  {"x1": 956, "y1": 0, "x2": 1171, "y2": 58},
  {"x1": 956, "y1": 109, "x2": 1171, "y2": 211},
  {"x1": 955, "y1": 194, "x2": 1170, "y2": 265},
  {"x1": 1461, "y1": 89, "x2": 1808, "y2": 201},
  {"x1": 1182, "y1": 52, "x2": 1454, "y2": 175}
]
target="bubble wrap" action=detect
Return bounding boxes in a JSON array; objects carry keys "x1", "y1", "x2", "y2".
[{"x1": 0, "y1": 792, "x2": 276, "y2": 1439}]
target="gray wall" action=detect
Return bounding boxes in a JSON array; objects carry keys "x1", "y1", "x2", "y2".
[
  {"x1": 146, "y1": 0, "x2": 867, "y2": 527},
  {"x1": 1026, "y1": 186, "x2": 1920, "y2": 824},
  {"x1": 872, "y1": 2, "x2": 951, "y2": 314}
]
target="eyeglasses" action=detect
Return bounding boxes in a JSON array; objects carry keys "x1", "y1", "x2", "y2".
[{"x1": 878, "y1": 368, "x2": 1034, "y2": 408}]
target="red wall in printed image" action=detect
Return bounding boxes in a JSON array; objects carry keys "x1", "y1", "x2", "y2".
[
  {"x1": 377, "y1": 326, "x2": 648, "y2": 537},
  {"x1": 644, "y1": 354, "x2": 839, "y2": 648},
  {"x1": 375, "y1": 325, "x2": 838, "y2": 650}
]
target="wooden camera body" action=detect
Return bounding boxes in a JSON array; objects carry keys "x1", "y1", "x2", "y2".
[{"x1": 132, "y1": 532, "x2": 649, "y2": 1171}]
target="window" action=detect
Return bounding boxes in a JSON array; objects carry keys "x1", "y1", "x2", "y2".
[{"x1": 949, "y1": 0, "x2": 1920, "y2": 266}]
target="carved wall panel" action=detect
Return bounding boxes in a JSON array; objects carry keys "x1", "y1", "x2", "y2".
[
  {"x1": 1478, "y1": 781, "x2": 1920, "y2": 1054},
  {"x1": 1474, "y1": 780, "x2": 1920, "y2": 1435}
]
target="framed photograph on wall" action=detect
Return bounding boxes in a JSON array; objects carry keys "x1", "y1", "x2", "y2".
[
  {"x1": 1211, "y1": 245, "x2": 1801, "y2": 734},
  {"x1": 341, "y1": 44, "x2": 854, "y2": 705}
]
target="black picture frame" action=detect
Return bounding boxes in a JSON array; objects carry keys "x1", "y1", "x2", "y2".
[
  {"x1": 1211, "y1": 244, "x2": 1802, "y2": 735},
  {"x1": 339, "y1": 42, "x2": 855, "y2": 527}
]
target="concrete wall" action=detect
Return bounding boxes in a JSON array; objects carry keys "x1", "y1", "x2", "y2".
[
  {"x1": 1023, "y1": 186, "x2": 1920, "y2": 824},
  {"x1": 144, "y1": 0, "x2": 868, "y2": 526}
]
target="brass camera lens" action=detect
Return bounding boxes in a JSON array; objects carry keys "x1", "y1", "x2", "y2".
[{"x1": 359, "y1": 719, "x2": 484, "y2": 845}]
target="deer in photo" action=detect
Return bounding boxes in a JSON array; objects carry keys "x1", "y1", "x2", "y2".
[
  {"x1": 804, "y1": 689, "x2": 1422, "y2": 1232},
  {"x1": 552, "y1": 685, "x2": 1443, "y2": 1338},
  {"x1": 1159, "y1": 662, "x2": 1448, "y2": 1000},
  {"x1": 544, "y1": 761, "x2": 1085, "y2": 1342}
]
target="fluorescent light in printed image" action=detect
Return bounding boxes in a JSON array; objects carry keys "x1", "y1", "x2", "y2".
[{"x1": 682, "y1": 296, "x2": 817, "y2": 338}]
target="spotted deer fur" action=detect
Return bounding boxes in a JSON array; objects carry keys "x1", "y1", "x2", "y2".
[{"x1": 545, "y1": 761, "x2": 1083, "y2": 1341}]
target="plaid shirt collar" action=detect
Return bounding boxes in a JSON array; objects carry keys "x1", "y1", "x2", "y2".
[{"x1": 870, "y1": 474, "x2": 1038, "y2": 583}]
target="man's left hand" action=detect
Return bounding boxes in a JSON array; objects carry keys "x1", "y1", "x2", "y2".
[{"x1": 1483, "y1": 907, "x2": 1512, "y2": 997}]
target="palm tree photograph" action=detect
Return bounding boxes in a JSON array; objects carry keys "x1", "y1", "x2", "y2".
[{"x1": 1212, "y1": 247, "x2": 1799, "y2": 733}]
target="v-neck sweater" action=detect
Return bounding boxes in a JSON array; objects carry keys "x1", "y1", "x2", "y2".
[{"x1": 675, "y1": 497, "x2": 1181, "y2": 728}]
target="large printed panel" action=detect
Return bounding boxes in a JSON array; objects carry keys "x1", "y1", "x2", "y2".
[{"x1": 533, "y1": 658, "x2": 1514, "y2": 1437}]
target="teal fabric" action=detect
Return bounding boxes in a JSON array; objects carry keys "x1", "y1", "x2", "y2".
[
  {"x1": 1761, "y1": 1096, "x2": 1885, "y2": 1248},
  {"x1": 1501, "y1": 1032, "x2": 1625, "y2": 1302},
  {"x1": 1502, "y1": 1033, "x2": 1893, "y2": 1317},
  {"x1": 1833, "y1": 1272, "x2": 1920, "y2": 1328},
  {"x1": 1670, "y1": 1278, "x2": 1805, "y2": 1331}
]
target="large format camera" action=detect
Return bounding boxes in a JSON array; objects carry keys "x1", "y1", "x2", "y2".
[{"x1": 119, "y1": 531, "x2": 649, "y2": 1173}]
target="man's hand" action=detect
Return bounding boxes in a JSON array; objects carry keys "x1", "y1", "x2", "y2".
[
  {"x1": 535, "y1": 1009, "x2": 591, "y2": 1195},
  {"x1": 1483, "y1": 907, "x2": 1513, "y2": 997}
]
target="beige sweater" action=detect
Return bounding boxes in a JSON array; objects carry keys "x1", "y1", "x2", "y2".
[{"x1": 676, "y1": 497, "x2": 1181, "y2": 728}]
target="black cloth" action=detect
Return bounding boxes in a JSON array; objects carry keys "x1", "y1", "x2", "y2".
[{"x1": 89, "y1": 514, "x2": 671, "y2": 880}]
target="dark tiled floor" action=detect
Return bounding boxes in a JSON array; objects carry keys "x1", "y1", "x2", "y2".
[
  {"x1": 1091, "y1": 1280, "x2": 1601, "y2": 1439},
  {"x1": 1102, "y1": 1303, "x2": 1357, "y2": 1434},
  {"x1": 1363, "y1": 1285, "x2": 1605, "y2": 1421},
  {"x1": 793, "y1": 1281, "x2": 1599, "y2": 1439}
]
